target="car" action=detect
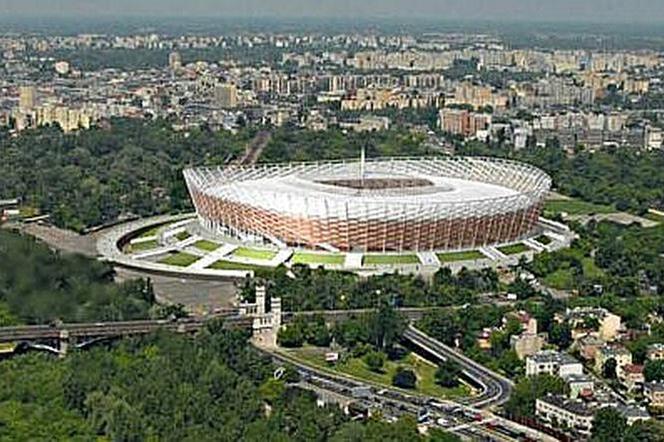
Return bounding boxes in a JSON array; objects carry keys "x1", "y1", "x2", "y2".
[
  {"x1": 417, "y1": 408, "x2": 431, "y2": 424},
  {"x1": 436, "y1": 417, "x2": 450, "y2": 427}
]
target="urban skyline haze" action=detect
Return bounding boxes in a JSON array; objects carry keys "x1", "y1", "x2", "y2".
[{"x1": 1, "y1": 0, "x2": 663, "y2": 24}]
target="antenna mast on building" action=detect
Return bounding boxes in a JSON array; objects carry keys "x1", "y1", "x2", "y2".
[{"x1": 359, "y1": 144, "x2": 366, "y2": 188}]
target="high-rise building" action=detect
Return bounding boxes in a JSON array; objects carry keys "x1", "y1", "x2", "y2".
[
  {"x1": 168, "y1": 51, "x2": 182, "y2": 71},
  {"x1": 214, "y1": 83, "x2": 238, "y2": 109},
  {"x1": 19, "y1": 86, "x2": 36, "y2": 111},
  {"x1": 439, "y1": 108, "x2": 491, "y2": 138}
]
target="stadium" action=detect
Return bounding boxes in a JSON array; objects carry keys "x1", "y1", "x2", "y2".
[{"x1": 183, "y1": 156, "x2": 551, "y2": 253}]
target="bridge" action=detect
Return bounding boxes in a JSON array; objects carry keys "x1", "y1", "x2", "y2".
[
  {"x1": 403, "y1": 325, "x2": 513, "y2": 409},
  {"x1": 0, "y1": 312, "x2": 251, "y2": 356}
]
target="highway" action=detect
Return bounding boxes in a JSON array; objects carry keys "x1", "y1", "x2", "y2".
[
  {"x1": 403, "y1": 325, "x2": 514, "y2": 409},
  {"x1": 264, "y1": 347, "x2": 554, "y2": 442}
]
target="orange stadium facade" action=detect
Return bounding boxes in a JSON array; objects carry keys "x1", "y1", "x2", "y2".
[{"x1": 184, "y1": 157, "x2": 550, "y2": 253}]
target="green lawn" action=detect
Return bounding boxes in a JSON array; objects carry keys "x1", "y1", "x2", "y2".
[
  {"x1": 193, "y1": 240, "x2": 221, "y2": 252},
  {"x1": 18, "y1": 206, "x2": 40, "y2": 218},
  {"x1": 232, "y1": 247, "x2": 277, "y2": 261},
  {"x1": 291, "y1": 252, "x2": 345, "y2": 265},
  {"x1": 498, "y1": 243, "x2": 531, "y2": 255},
  {"x1": 207, "y1": 260, "x2": 268, "y2": 271},
  {"x1": 175, "y1": 231, "x2": 192, "y2": 241},
  {"x1": 544, "y1": 199, "x2": 614, "y2": 216},
  {"x1": 363, "y1": 254, "x2": 420, "y2": 266},
  {"x1": 137, "y1": 225, "x2": 163, "y2": 239},
  {"x1": 288, "y1": 347, "x2": 469, "y2": 399},
  {"x1": 535, "y1": 234, "x2": 553, "y2": 245},
  {"x1": 437, "y1": 250, "x2": 484, "y2": 262},
  {"x1": 543, "y1": 257, "x2": 604, "y2": 290},
  {"x1": 127, "y1": 239, "x2": 159, "y2": 253},
  {"x1": 543, "y1": 269, "x2": 574, "y2": 290},
  {"x1": 158, "y1": 252, "x2": 200, "y2": 267},
  {"x1": 582, "y1": 257, "x2": 605, "y2": 279}
]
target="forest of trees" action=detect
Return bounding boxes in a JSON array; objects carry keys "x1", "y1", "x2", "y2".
[
  {"x1": 526, "y1": 219, "x2": 664, "y2": 301},
  {"x1": 0, "y1": 230, "x2": 156, "y2": 325},
  {"x1": 240, "y1": 264, "x2": 499, "y2": 311},
  {"x1": 0, "y1": 119, "x2": 252, "y2": 231},
  {"x1": 0, "y1": 323, "x2": 459, "y2": 441},
  {"x1": 258, "y1": 125, "x2": 431, "y2": 163}
]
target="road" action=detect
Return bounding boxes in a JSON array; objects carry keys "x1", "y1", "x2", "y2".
[
  {"x1": 264, "y1": 346, "x2": 554, "y2": 442},
  {"x1": 237, "y1": 130, "x2": 271, "y2": 165},
  {"x1": 403, "y1": 325, "x2": 513, "y2": 409}
]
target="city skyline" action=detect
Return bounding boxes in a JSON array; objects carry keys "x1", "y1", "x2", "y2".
[{"x1": 1, "y1": 0, "x2": 664, "y2": 24}]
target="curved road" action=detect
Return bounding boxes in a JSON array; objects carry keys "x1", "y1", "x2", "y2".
[{"x1": 403, "y1": 325, "x2": 513, "y2": 409}]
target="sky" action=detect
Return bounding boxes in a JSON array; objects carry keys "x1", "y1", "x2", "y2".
[{"x1": 0, "y1": 0, "x2": 662, "y2": 23}]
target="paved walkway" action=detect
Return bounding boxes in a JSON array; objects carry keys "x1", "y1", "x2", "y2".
[
  {"x1": 344, "y1": 253, "x2": 363, "y2": 269},
  {"x1": 417, "y1": 251, "x2": 440, "y2": 266},
  {"x1": 523, "y1": 238, "x2": 545, "y2": 252},
  {"x1": 188, "y1": 244, "x2": 238, "y2": 270},
  {"x1": 270, "y1": 249, "x2": 294, "y2": 267},
  {"x1": 479, "y1": 246, "x2": 506, "y2": 261}
]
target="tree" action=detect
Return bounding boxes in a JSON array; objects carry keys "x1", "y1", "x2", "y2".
[
  {"x1": 0, "y1": 230, "x2": 155, "y2": 325},
  {"x1": 392, "y1": 367, "x2": 417, "y2": 389},
  {"x1": 644, "y1": 360, "x2": 664, "y2": 382},
  {"x1": 603, "y1": 358, "x2": 618, "y2": 379},
  {"x1": 368, "y1": 302, "x2": 406, "y2": 352},
  {"x1": 364, "y1": 351, "x2": 386, "y2": 373},
  {"x1": 591, "y1": 407, "x2": 627, "y2": 442},
  {"x1": 258, "y1": 378, "x2": 286, "y2": 404},
  {"x1": 549, "y1": 323, "x2": 572, "y2": 350},
  {"x1": 497, "y1": 350, "x2": 524, "y2": 378},
  {"x1": 504, "y1": 375, "x2": 567, "y2": 418},
  {"x1": 624, "y1": 420, "x2": 664, "y2": 442},
  {"x1": 277, "y1": 324, "x2": 304, "y2": 348},
  {"x1": 428, "y1": 428, "x2": 462, "y2": 442},
  {"x1": 305, "y1": 316, "x2": 332, "y2": 347},
  {"x1": 435, "y1": 360, "x2": 462, "y2": 388}
]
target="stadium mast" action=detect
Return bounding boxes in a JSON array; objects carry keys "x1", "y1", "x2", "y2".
[{"x1": 359, "y1": 145, "x2": 366, "y2": 188}]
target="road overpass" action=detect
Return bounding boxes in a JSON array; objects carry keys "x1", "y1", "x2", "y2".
[{"x1": 403, "y1": 325, "x2": 513, "y2": 409}]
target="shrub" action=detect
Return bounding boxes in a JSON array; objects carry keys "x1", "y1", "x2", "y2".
[
  {"x1": 392, "y1": 367, "x2": 417, "y2": 389},
  {"x1": 363, "y1": 351, "x2": 386, "y2": 373}
]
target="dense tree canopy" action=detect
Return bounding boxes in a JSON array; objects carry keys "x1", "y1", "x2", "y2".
[
  {"x1": 503, "y1": 375, "x2": 567, "y2": 419},
  {"x1": 242, "y1": 265, "x2": 498, "y2": 312},
  {"x1": 0, "y1": 325, "x2": 457, "y2": 441},
  {"x1": 0, "y1": 119, "x2": 251, "y2": 231},
  {"x1": 259, "y1": 125, "x2": 431, "y2": 164},
  {"x1": 0, "y1": 230, "x2": 155, "y2": 324}
]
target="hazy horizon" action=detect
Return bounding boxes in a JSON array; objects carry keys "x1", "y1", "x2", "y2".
[{"x1": 1, "y1": 0, "x2": 663, "y2": 24}]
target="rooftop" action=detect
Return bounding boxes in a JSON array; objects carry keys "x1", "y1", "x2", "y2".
[
  {"x1": 529, "y1": 350, "x2": 580, "y2": 366},
  {"x1": 538, "y1": 394, "x2": 595, "y2": 417},
  {"x1": 644, "y1": 381, "x2": 664, "y2": 392},
  {"x1": 599, "y1": 345, "x2": 631, "y2": 357}
]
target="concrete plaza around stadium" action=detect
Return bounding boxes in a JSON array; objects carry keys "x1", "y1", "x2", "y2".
[
  {"x1": 96, "y1": 213, "x2": 575, "y2": 279},
  {"x1": 96, "y1": 157, "x2": 573, "y2": 278}
]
